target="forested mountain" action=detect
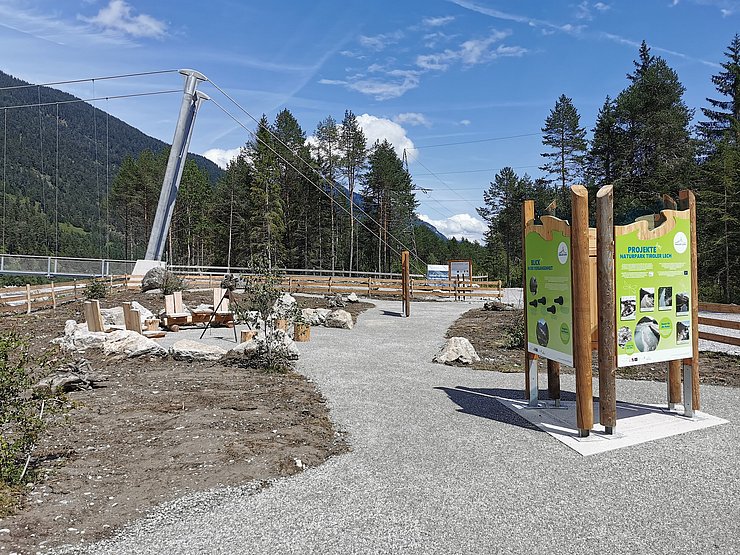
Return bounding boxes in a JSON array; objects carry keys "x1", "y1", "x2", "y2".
[{"x1": 0, "y1": 70, "x2": 221, "y2": 258}]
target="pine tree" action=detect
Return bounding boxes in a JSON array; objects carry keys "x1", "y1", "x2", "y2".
[
  {"x1": 314, "y1": 116, "x2": 341, "y2": 272},
  {"x1": 587, "y1": 96, "x2": 620, "y2": 190},
  {"x1": 613, "y1": 41, "x2": 694, "y2": 216},
  {"x1": 339, "y1": 110, "x2": 367, "y2": 272},
  {"x1": 539, "y1": 94, "x2": 587, "y2": 218},
  {"x1": 697, "y1": 35, "x2": 740, "y2": 302}
]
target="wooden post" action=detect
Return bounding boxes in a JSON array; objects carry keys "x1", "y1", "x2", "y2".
[
  {"x1": 547, "y1": 360, "x2": 560, "y2": 405},
  {"x1": 367, "y1": 277, "x2": 372, "y2": 298},
  {"x1": 571, "y1": 185, "x2": 593, "y2": 436},
  {"x1": 328, "y1": 276, "x2": 333, "y2": 295},
  {"x1": 73, "y1": 279, "x2": 78, "y2": 299},
  {"x1": 596, "y1": 185, "x2": 617, "y2": 433},
  {"x1": 26, "y1": 284, "x2": 32, "y2": 314},
  {"x1": 679, "y1": 189, "x2": 700, "y2": 411},
  {"x1": 662, "y1": 194, "x2": 682, "y2": 406},
  {"x1": 51, "y1": 281, "x2": 57, "y2": 310},
  {"x1": 522, "y1": 199, "x2": 535, "y2": 399},
  {"x1": 401, "y1": 250, "x2": 410, "y2": 317}
]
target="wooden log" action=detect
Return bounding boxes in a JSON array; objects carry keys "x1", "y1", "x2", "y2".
[
  {"x1": 698, "y1": 316, "x2": 740, "y2": 330},
  {"x1": 571, "y1": 185, "x2": 593, "y2": 436},
  {"x1": 679, "y1": 189, "x2": 700, "y2": 411},
  {"x1": 522, "y1": 199, "x2": 535, "y2": 399},
  {"x1": 698, "y1": 302, "x2": 740, "y2": 314},
  {"x1": 294, "y1": 323, "x2": 311, "y2": 342},
  {"x1": 596, "y1": 185, "x2": 617, "y2": 432},
  {"x1": 402, "y1": 250, "x2": 410, "y2": 317},
  {"x1": 699, "y1": 331, "x2": 740, "y2": 346},
  {"x1": 240, "y1": 330, "x2": 257, "y2": 342}
]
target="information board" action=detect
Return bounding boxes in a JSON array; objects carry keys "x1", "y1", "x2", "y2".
[
  {"x1": 426, "y1": 264, "x2": 449, "y2": 281},
  {"x1": 524, "y1": 219, "x2": 573, "y2": 366},
  {"x1": 448, "y1": 260, "x2": 472, "y2": 280},
  {"x1": 615, "y1": 211, "x2": 693, "y2": 367}
]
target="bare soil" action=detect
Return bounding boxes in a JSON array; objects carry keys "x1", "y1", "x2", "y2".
[
  {"x1": 0, "y1": 289, "x2": 371, "y2": 554},
  {"x1": 447, "y1": 307, "x2": 740, "y2": 386}
]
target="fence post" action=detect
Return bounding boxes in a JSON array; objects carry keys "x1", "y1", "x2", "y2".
[
  {"x1": 367, "y1": 276, "x2": 371, "y2": 297},
  {"x1": 596, "y1": 185, "x2": 617, "y2": 433},
  {"x1": 679, "y1": 189, "x2": 700, "y2": 411},
  {"x1": 51, "y1": 281, "x2": 57, "y2": 310},
  {"x1": 328, "y1": 276, "x2": 333, "y2": 295},
  {"x1": 26, "y1": 284, "x2": 32, "y2": 314},
  {"x1": 522, "y1": 199, "x2": 535, "y2": 400},
  {"x1": 74, "y1": 280, "x2": 78, "y2": 300},
  {"x1": 571, "y1": 185, "x2": 593, "y2": 437}
]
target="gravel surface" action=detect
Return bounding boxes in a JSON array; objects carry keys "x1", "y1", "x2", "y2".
[{"x1": 54, "y1": 298, "x2": 740, "y2": 554}]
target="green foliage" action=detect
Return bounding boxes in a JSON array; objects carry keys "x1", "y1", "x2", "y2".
[
  {"x1": 160, "y1": 271, "x2": 186, "y2": 296},
  {"x1": 502, "y1": 312, "x2": 526, "y2": 349},
  {"x1": 0, "y1": 333, "x2": 63, "y2": 485},
  {"x1": 84, "y1": 278, "x2": 108, "y2": 300}
]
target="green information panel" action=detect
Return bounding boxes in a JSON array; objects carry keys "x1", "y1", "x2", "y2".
[
  {"x1": 615, "y1": 212, "x2": 693, "y2": 367},
  {"x1": 525, "y1": 222, "x2": 573, "y2": 367}
]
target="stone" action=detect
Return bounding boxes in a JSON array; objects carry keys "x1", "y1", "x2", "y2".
[
  {"x1": 53, "y1": 320, "x2": 108, "y2": 352},
  {"x1": 130, "y1": 301, "x2": 154, "y2": 323},
  {"x1": 328, "y1": 293, "x2": 346, "y2": 308},
  {"x1": 346, "y1": 292, "x2": 359, "y2": 303},
  {"x1": 100, "y1": 306, "x2": 125, "y2": 327},
  {"x1": 325, "y1": 309, "x2": 353, "y2": 330},
  {"x1": 432, "y1": 337, "x2": 480, "y2": 365},
  {"x1": 223, "y1": 329, "x2": 299, "y2": 363},
  {"x1": 102, "y1": 330, "x2": 167, "y2": 358},
  {"x1": 483, "y1": 299, "x2": 514, "y2": 311},
  {"x1": 141, "y1": 267, "x2": 168, "y2": 292},
  {"x1": 302, "y1": 308, "x2": 331, "y2": 326},
  {"x1": 274, "y1": 293, "x2": 297, "y2": 318},
  {"x1": 170, "y1": 339, "x2": 228, "y2": 362},
  {"x1": 267, "y1": 329, "x2": 300, "y2": 360}
]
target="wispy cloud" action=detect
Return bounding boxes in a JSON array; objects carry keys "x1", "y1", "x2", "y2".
[
  {"x1": 449, "y1": 0, "x2": 585, "y2": 35},
  {"x1": 319, "y1": 69, "x2": 421, "y2": 100},
  {"x1": 418, "y1": 213, "x2": 487, "y2": 242},
  {"x1": 416, "y1": 30, "x2": 525, "y2": 71},
  {"x1": 358, "y1": 30, "x2": 404, "y2": 51},
  {"x1": 575, "y1": 1, "x2": 610, "y2": 20},
  {"x1": 673, "y1": 0, "x2": 740, "y2": 16},
  {"x1": 422, "y1": 15, "x2": 456, "y2": 27},
  {"x1": 79, "y1": 0, "x2": 167, "y2": 39},
  {"x1": 394, "y1": 112, "x2": 431, "y2": 127},
  {"x1": 599, "y1": 32, "x2": 720, "y2": 67},
  {"x1": 203, "y1": 147, "x2": 242, "y2": 170}
]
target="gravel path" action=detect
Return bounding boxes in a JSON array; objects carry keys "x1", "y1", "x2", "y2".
[{"x1": 60, "y1": 299, "x2": 740, "y2": 554}]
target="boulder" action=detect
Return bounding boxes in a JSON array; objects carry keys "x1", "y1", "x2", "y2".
[
  {"x1": 432, "y1": 337, "x2": 480, "y2": 365},
  {"x1": 102, "y1": 330, "x2": 167, "y2": 358},
  {"x1": 483, "y1": 299, "x2": 514, "y2": 311},
  {"x1": 267, "y1": 329, "x2": 300, "y2": 360},
  {"x1": 141, "y1": 267, "x2": 168, "y2": 292},
  {"x1": 302, "y1": 308, "x2": 331, "y2": 326},
  {"x1": 328, "y1": 293, "x2": 345, "y2": 308},
  {"x1": 223, "y1": 329, "x2": 298, "y2": 364},
  {"x1": 346, "y1": 292, "x2": 359, "y2": 303},
  {"x1": 52, "y1": 320, "x2": 108, "y2": 352},
  {"x1": 170, "y1": 339, "x2": 227, "y2": 362},
  {"x1": 100, "y1": 306, "x2": 125, "y2": 327},
  {"x1": 130, "y1": 301, "x2": 154, "y2": 323},
  {"x1": 274, "y1": 293, "x2": 297, "y2": 317},
  {"x1": 325, "y1": 309, "x2": 353, "y2": 330}
]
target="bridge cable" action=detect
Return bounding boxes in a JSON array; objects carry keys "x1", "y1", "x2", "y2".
[
  {"x1": 0, "y1": 90, "x2": 181, "y2": 111},
  {"x1": 2, "y1": 108, "x2": 5, "y2": 252},
  {"x1": 55, "y1": 103, "x2": 59, "y2": 256},
  {"x1": 206, "y1": 80, "x2": 427, "y2": 274},
  {"x1": 0, "y1": 69, "x2": 180, "y2": 92},
  {"x1": 38, "y1": 85, "x2": 48, "y2": 251}
]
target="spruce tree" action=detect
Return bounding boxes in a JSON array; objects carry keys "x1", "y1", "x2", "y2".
[
  {"x1": 339, "y1": 110, "x2": 367, "y2": 272},
  {"x1": 314, "y1": 116, "x2": 341, "y2": 272},
  {"x1": 539, "y1": 94, "x2": 587, "y2": 218},
  {"x1": 587, "y1": 96, "x2": 620, "y2": 190}
]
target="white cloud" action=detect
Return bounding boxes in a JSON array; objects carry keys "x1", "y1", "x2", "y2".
[
  {"x1": 394, "y1": 112, "x2": 431, "y2": 127},
  {"x1": 80, "y1": 0, "x2": 167, "y2": 39},
  {"x1": 416, "y1": 30, "x2": 525, "y2": 71},
  {"x1": 594, "y1": 2, "x2": 610, "y2": 11},
  {"x1": 356, "y1": 114, "x2": 415, "y2": 158},
  {"x1": 358, "y1": 30, "x2": 404, "y2": 51},
  {"x1": 319, "y1": 69, "x2": 421, "y2": 100},
  {"x1": 418, "y1": 213, "x2": 487, "y2": 243},
  {"x1": 459, "y1": 119, "x2": 471, "y2": 126},
  {"x1": 422, "y1": 15, "x2": 456, "y2": 27},
  {"x1": 203, "y1": 147, "x2": 241, "y2": 170}
]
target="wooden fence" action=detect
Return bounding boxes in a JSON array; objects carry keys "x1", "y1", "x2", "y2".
[
  {"x1": 698, "y1": 302, "x2": 740, "y2": 347},
  {"x1": 179, "y1": 273, "x2": 504, "y2": 300},
  {"x1": 0, "y1": 275, "x2": 130, "y2": 316}
]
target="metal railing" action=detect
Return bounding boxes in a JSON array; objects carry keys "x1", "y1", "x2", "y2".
[{"x1": 0, "y1": 253, "x2": 136, "y2": 278}]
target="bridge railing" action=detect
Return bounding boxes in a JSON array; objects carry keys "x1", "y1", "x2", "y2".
[{"x1": 0, "y1": 253, "x2": 136, "y2": 278}]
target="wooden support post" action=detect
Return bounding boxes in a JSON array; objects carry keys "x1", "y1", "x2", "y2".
[
  {"x1": 547, "y1": 360, "x2": 560, "y2": 406},
  {"x1": 328, "y1": 276, "x2": 333, "y2": 295},
  {"x1": 401, "y1": 250, "x2": 410, "y2": 317},
  {"x1": 679, "y1": 189, "x2": 700, "y2": 411},
  {"x1": 26, "y1": 284, "x2": 32, "y2": 314},
  {"x1": 51, "y1": 281, "x2": 57, "y2": 310},
  {"x1": 596, "y1": 185, "x2": 617, "y2": 433},
  {"x1": 571, "y1": 185, "x2": 593, "y2": 436},
  {"x1": 668, "y1": 360, "x2": 682, "y2": 407},
  {"x1": 367, "y1": 276, "x2": 372, "y2": 297},
  {"x1": 522, "y1": 199, "x2": 535, "y2": 399}
]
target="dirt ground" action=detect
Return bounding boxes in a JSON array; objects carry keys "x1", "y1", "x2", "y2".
[
  {"x1": 0, "y1": 289, "x2": 372, "y2": 555},
  {"x1": 447, "y1": 307, "x2": 740, "y2": 386}
]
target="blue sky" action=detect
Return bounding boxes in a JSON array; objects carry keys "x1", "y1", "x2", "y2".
[{"x1": 0, "y1": 0, "x2": 738, "y2": 242}]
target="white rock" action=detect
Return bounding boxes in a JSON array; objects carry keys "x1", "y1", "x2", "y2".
[
  {"x1": 100, "y1": 306, "x2": 125, "y2": 327},
  {"x1": 130, "y1": 301, "x2": 155, "y2": 323},
  {"x1": 268, "y1": 329, "x2": 299, "y2": 360},
  {"x1": 325, "y1": 309, "x2": 353, "y2": 330},
  {"x1": 53, "y1": 322, "x2": 108, "y2": 352},
  {"x1": 302, "y1": 308, "x2": 331, "y2": 326},
  {"x1": 432, "y1": 337, "x2": 480, "y2": 365},
  {"x1": 102, "y1": 330, "x2": 167, "y2": 358},
  {"x1": 170, "y1": 339, "x2": 227, "y2": 361},
  {"x1": 346, "y1": 292, "x2": 359, "y2": 303}
]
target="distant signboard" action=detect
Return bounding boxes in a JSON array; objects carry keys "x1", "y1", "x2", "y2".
[
  {"x1": 449, "y1": 260, "x2": 472, "y2": 280},
  {"x1": 427, "y1": 264, "x2": 449, "y2": 281}
]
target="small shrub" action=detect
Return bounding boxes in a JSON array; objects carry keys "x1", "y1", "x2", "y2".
[
  {"x1": 0, "y1": 333, "x2": 65, "y2": 486},
  {"x1": 161, "y1": 272, "x2": 186, "y2": 296},
  {"x1": 84, "y1": 278, "x2": 108, "y2": 300},
  {"x1": 502, "y1": 312, "x2": 525, "y2": 349}
]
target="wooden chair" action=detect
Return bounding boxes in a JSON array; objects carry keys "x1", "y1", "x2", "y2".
[
  {"x1": 83, "y1": 300, "x2": 105, "y2": 332},
  {"x1": 123, "y1": 302, "x2": 165, "y2": 338},
  {"x1": 212, "y1": 288, "x2": 235, "y2": 327}
]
